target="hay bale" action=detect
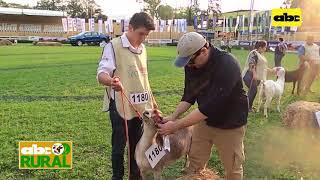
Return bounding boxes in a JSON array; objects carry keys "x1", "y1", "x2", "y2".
[
  {"x1": 0, "y1": 39, "x2": 13, "y2": 46},
  {"x1": 283, "y1": 101, "x2": 320, "y2": 128},
  {"x1": 176, "y1": 169, "x2": 220, "y2": 180},
  {"x1": 34, "y1": 42, "x2": 62, "y2": 46}
]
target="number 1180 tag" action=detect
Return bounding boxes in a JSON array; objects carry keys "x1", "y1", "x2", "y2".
[{"x1": 144, "y1": 143, "x2": 166, "y2": 168}]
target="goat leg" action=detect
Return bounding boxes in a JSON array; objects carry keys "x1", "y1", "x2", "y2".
[
  {"x1": 297, "y1": 79, "x2": 301, "y2": 95},
  {"x1": 277, "y1": 96, "x2": 282, "y2": 112},
  {"x1": 292, "y1": 81, "x2": 296, "y2": 94},
  {"x1": 264, "y1": 96, "x2": 272, "y2": 118}
]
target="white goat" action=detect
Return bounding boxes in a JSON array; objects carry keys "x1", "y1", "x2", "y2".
[
  {"x1": 135, "y1": 109, "x2": 192, "y2": 180},
  {"x1": 257, "y1": 67, "x2": 286, "y2": 118}
]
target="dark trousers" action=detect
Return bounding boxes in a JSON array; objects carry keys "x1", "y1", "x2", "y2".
[
  {"x1": 243, "y1": 71, "x2": 260, "y2": 110},
  {"x1": 274, "y1": 53, "x2": 284, "y2": 67},
  {"x1": 109, "y1": 100, "x2": 143, "y2": 180}
]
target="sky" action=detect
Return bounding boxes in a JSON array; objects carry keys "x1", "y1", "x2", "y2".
[{"x1": 3, "y1": 0, "x2": 284, "y2": 19}]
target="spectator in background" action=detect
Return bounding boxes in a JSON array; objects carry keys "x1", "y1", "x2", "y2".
[
  {"x1": 220, "y1": 36, "x2": 232, "y2": 53},
  {"x1": 242, "y1": 40, "x2": 275, "y2": 112},
  {"x1": 298, "y1": 35, "x2": 320, "y2": 93},
  {"x1": 274, "y1": 37, "x2": 287, "y2": 67}
]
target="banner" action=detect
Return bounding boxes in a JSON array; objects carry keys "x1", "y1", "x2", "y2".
[
  {"x1": 193, "y1": 16, "x2": 198, "y2": 30},
  {"x1": 226, "y1": 17, "x2": 229, "y2": 32},
  {"x1": 160, "y1": 20, "x2": 165, "y2": 32},
  {"x1": 61, "y1": 18, "x2": 68, "y2": 32},
  {"x1": 67, "y1": 17, "x2": 74, "y2": 32},
  {"x1": 249, "y1": 12, "x2": 255, "y2": 33},
  {"x1": 222, "y1": 16, "x2": 225, "y2": 32},
  {"x1": 89, "y1": 18, "x2": 95, "y2": 32},
  {"x1": 75, "y1": 18, "x2": 81, "y2": 32},
  {"x1": 242, "y1": 15, "x2": 245, "y2": 33},
  {"x1": 212, "y1": 17, "x2": 216, "y2": 28},
  {"x1": 98, "y1": 19, "x2": 103, "y2": 33},
  {"x1": 81, "y1": 19, "x2": 86, "y2": 32},
  {"x1": 72, "y1": 18, "x2": 77, "y2": 31},
  {"x1": 173, "y1": 19, "x2": 178, "y2": 32},
  {"x1": 249, "y1": 0, "x2": 255, "y2": 33},
  {"x1": 105, "y1": 19, "x2": 113, "y2": 33},
  {"x1": 235, "y1": 16, "x2": 240, "y2": 32},
  {"x1": 167, "y1": 20, "x2": 172, "y2": 32},
  {"x1": 200, "y1": 15, "x2": 204, "y2": 29},
  {"x1": 121, "y1": 19, "x2": 129, "y2": 32}
]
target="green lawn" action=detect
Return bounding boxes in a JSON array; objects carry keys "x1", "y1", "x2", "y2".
[{"x1": 1, "y1": 44, "x2": 320, "y2": 179}]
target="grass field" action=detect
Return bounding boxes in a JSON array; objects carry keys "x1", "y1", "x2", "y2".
[{"x1": 1, "y1": 44, "x2": 320, "y2": 179}]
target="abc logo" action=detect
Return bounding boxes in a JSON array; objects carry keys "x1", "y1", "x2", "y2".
[
  {"x1": 271, "y1": 8, "x2": 302, "y2": 27},
  {"x1": 274, "y1": 13, "x2": 300, "y2": 22}
]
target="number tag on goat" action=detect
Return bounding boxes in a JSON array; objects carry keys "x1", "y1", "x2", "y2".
[
  {"x1": 145, "y1": 143, "x2": 166, "y2": 168},
  {"x1": 130, "y1": 92, "x2": 149, "y2": 104}
]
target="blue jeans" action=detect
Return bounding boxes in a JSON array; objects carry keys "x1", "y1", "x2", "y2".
[
  {"x1": 109, "y1": 100, "x2": 142, "y2": 180},
  {"x1": 243, "y1": 71, "x2": 260, "y2": 110},
  {"x1": 274, "y1": 53, "x2": 284, "y2": 67}
]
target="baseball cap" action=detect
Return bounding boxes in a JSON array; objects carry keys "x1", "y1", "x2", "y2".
[{"x1": 174, "y1": 32, "x2": 207, "y2": 67}]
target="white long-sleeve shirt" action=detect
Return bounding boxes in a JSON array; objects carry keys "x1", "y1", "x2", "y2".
[{"x1": 96, "y1": 33, "x2": 144, "y2": 99}]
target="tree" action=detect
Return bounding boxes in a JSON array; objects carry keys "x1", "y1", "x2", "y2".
[
  {"x1": 95, "y1": 8, "x2": 108, "y2": 21},
  {"x1": 35, "y1": 0, "x2": 64, "y2": 11},
  {"x1": 143, "y1": 0, "x2": 161, "y2": 19},
  {"x1": 65, "y1": 0, "x2": 107, "y2": 21},
  {"x1": 0, "y1": 0, "x2": 9, "y2": 7},
  {"x1": 79, "y1": 0, "x2": 99, "y2": 18},
  {"x1": 0, "y1": 0, "x2": 32, "y2": 8},
  {"x1": 208, "y1": 0, "x2": 221, "y2": 31},
  {"x1": 182, "y1": 0, "x2": 201, "y2": 26},
  {"x1": 66, "y1": 0, "x2": 85, "y2": 18},
  {"x1": 157, "y1": 5, "x2": 173, "y2": 20}
]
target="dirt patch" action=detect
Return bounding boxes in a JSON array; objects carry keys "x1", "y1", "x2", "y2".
[
  {"x1": 176, "y1": 169, "x2": 220, "y2": 180},
  {"x1": 33, "y1": 41, "x2": 62, "y2": 46},
  {"x1": 0, "y1": 39, "x2": 13, "y2": 46}
]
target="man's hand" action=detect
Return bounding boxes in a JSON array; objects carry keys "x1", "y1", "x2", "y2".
[
  {"x1": 111, "y1": 77, "x2": 123, "y2": 92},
  {"x1": 157, "y1": 121, "x2": 179, "y2": 136}
]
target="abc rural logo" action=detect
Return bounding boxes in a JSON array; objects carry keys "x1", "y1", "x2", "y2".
[
  {"x1": 19, "y1": 141, "x2": 72, "y2": 169},
  {"x1": 272, "y1": 8, "x2": 302, "y2": 27}
]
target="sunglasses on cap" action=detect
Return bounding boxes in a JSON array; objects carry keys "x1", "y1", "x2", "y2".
[{"x1": 187, "y1": 43, "x2": 210, "y2": 65}]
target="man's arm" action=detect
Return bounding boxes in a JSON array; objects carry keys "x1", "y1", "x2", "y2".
[
  {"x1": 176, "y1": 108, "x2": 207, "y2": 128},
  {"x1": 97, "y1": 43, "x2": 116, "y2": 86},
  {"x1": 158, "y1": 108, "x2": 206, "y2": 135},
  {"x1": 98, "y1": 73, "x2": 113, "y2": 86},
  {"x1": 169, "y1": 101, "x2": 192, "y2": 119},
  {"x1": 96, "y1": 43, "x2": 123, "y2": 91}
]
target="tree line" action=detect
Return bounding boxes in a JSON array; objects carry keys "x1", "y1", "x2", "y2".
[{"x1": 0, "y1": 0, "x2": 225, "y2": 25}]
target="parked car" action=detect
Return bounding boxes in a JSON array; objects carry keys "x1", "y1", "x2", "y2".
[{"x1": 68, "y1": 32, "x2": 110, "y2": 46}]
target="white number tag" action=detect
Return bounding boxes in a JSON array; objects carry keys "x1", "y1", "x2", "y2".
[
  {"x1": 144, "y1": 143, "x2": 166, "y2": 168},
  {"x1": 130, "y1": 92, "x2": 149, "y2": 104}
]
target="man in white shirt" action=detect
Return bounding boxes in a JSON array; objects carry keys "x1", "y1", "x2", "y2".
[
  {"x1": 298, "y1": 35, "x2": 320, "y2": 93},
  {"x1": 97, "y1": 12, "x2": 155, "y2": 180}
]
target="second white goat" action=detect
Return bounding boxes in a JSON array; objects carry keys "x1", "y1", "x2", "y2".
[{"x1": 257, "y1": 67, "x2": 286, "y2": 118}]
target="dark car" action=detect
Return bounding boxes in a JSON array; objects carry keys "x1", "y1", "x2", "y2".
[{"x1": 68, "y1": 32, "x2": 110, "y2": 46}]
